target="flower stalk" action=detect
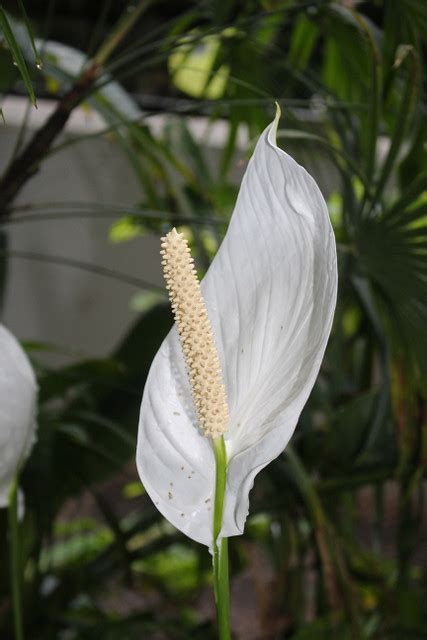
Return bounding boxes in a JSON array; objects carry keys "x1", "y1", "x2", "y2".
[{"x1": 213, "y1": 436, "x2": 231, "y2": 640}]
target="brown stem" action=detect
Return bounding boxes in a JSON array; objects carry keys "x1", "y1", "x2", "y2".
[{"x1": 0, "y1": 64, "x2": 98, "y2": 217}]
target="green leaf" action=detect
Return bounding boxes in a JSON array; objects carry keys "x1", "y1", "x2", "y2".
[
  {"x1": 133, "y1": 543, "x2": 201, "y2": 595},
  {"x1": 288, "y1": 14, "x2": 319, "y2": 71},
  {"x1": 39, "y1": 526, "x2": 113, "y2": 571},
  {"x1": 109, "y1": 216, "x2": 143, "y2": 243},
  {"x1": 357, "y1": 213, "x2": 427, "y2": 377},
  {"x1": 388, "y1": 171, "x2": 427, "y2": 216},
  {"x1": 371, "y1": 45, "x2": 419, "y2": 209},
  {"x1": 0, "y1": 6, "x2": 36, "y2": 106},
  {"x1": 321, "y1": 8, "x2": 371, "y2": 106},
  {"x1": 16, "y1": 0, "x2": 41, "y2": 69},
  {"x1": 168, "y1": 30, "x2": 230, "y2": 99}
]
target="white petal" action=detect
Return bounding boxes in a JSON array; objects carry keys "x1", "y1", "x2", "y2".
[
  {"x1": 0, "y1": 325, "x2": 38, "y2": 507},
  {"x1": 202, "y1": 109, "x2": 337, "y2": 538},
  {"x1": 137, "y1": 109, "x2": 337, "y2": 546}
]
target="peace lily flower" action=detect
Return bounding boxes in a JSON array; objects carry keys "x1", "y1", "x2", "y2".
[
  {"x1": 136, "y1": 107, "x2": 337, "y2": 549},
  {"x1": 0, "y1": 324, "x2": 38, "y2": 507}
]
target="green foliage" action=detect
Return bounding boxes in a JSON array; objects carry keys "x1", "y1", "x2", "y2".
[
  {"x1": 0, "y1": 4, "x2": 38, "y2": 106},
  {"x1": 0, "y1": 1, "x2": 426, "y2": 638}
]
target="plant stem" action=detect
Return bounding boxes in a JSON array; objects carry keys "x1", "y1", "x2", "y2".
[
  {"x1": 8, "y1": 477, "x2": 24, "y2": 640},
  {"x1": 212, "y1": 435, "x2": 231, "y2": 640},
  {"x1": 215, "y1": 537, "x2": 230, "y2": 639}
]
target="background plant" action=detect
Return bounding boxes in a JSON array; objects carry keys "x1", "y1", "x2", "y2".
[{"x1": 0, "y1": 1, "x2": 426, "y2": 638}]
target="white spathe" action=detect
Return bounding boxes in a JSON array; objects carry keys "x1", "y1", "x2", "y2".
[
  {"x1": 136, "y1": 110, "x2": 338, "y2": 547},
  {"x1": 0, "y1": 324, "x2": 38, "y2": 507}
]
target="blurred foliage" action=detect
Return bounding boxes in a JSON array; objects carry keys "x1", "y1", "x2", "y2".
[
  {"x1": 0, "y1": 0, "x2": 41, "y2": 109},
  {"x1": 0, "y1": 0, "x2": 427, "y2": 638}
]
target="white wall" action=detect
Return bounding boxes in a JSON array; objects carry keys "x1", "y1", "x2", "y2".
[{"x1": 1, "y1": 98, "x2": 164, "y2": 364}]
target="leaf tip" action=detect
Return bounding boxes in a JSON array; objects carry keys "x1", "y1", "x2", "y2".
[{"x1": 267, "y1": 101, "x2": 282, "y2": 148}]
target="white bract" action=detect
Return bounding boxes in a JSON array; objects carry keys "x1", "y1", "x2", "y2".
[
  {"x1": 136, "y1": 109, "x2": 338, "y2": 546},
  {"x1": 0, "y1": 324, "x2": 38, "y2": 507}
]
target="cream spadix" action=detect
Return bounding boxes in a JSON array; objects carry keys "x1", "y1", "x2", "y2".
[
  {"x1": 161, "y1": 228, "x2": 229, "y2": 440},
  {"x1": 136, "y1": 108, "x2": 338, "y2": 546},
  {"x1": 0, "y1": 324, "x2": 38, "y2": 507}
]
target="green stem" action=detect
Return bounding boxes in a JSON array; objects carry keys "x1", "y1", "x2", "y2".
[
  {"x1": 8, "y1": 477, "x2": 24, "y2": 640},
  {"x1": 212, "y1": 436, "x2": 231, "y2": 640}
]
